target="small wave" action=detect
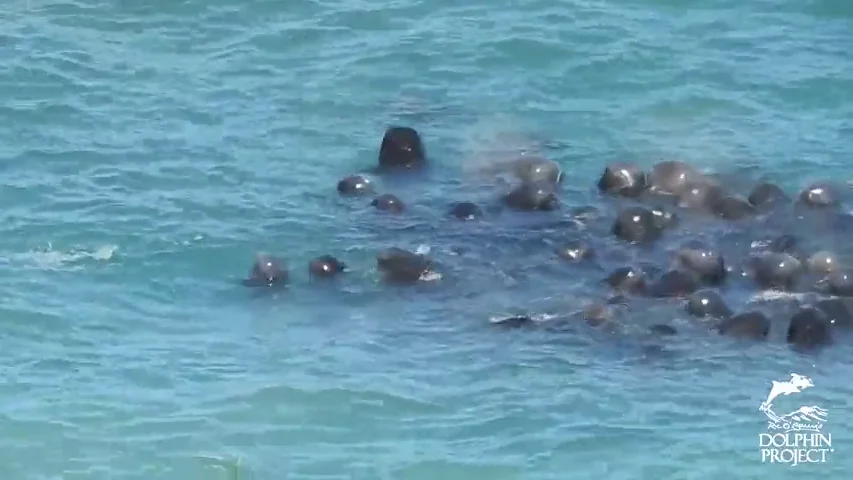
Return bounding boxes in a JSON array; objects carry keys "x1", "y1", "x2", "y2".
[
  {"x1": 420, "y1": 271, "x2": 443, "y2": 282},
  {"x1": 9, "y1": 243, "x2": 118, "y2": 270},
  {"x1": 193, "y1": 455, "x2": 247, "y2": 480},
  {"x1": 488, "y1": 312, "x2": 558, "y2": 324}
]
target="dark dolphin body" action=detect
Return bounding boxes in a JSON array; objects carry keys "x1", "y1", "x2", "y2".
[
  {"x1": 376, "y1": 247, "x2": 435, "y2": 284},
  {"x1": 242, "y1": 253, "x2": 289, "y2": 288},
  {"x1": 377, "y1": 126, "x2": 426, "y2": 171},
  {"x1": 787, "y1": 308, "x2": 832, "y2": 349},
  {"x1": 502, "y1": 181, "x2": 560, "y2": 211},
  {"x1": 598, "y1": 163, "x2": 646, "y2": 198},
  {"x1": 449, "y1": 202, "x2": 483, "y2": 220},
  {"x1": 686, "y1": 290, "x2": 732, "y2": 319},
  {"x1": 309, "y1": 255, "x2": 347, "y2": 279},
  {"x1": 711, "y1": 195, "x2": 756, "y2": 221},
  {"x1": 816, "y1": 271, "x2": 853, "y2": 296},
  {"x1": 747, "y1": 253, "x2": 804, "y2": 291},
  {"x1": 718, "y1": 311, "x2": 770, "y2": 340},
  {"x1": 511, "y1": 157, "x2": 563, "y2": 185},
  {"x1": 748, "y1": 182, "x2": 790, "y2": 211},
  {"x1": 605, "y1": 267, "x2": 648, "y2": 294},
  {"x1": 611, "y1": 207, "x2": 668, "y2": 244},
  {"x1": 337, "y1": 174, "x2": 375, "y2": 196},
  {"x1": 677, "y1": 180, "x2": 724, "y2": 211},
  {"x1": 797, "y1": 183, "x2": 841, "y2": 209},
  {"x1": 675, "y1": 248, "x2": 726, "y2": 286},
  {"x1": 814, "y1": 298, "x2": 853, "y2": 329},
  {"x1": 647, "y1": 160, "x2": 701, "y2": 196},
  {"x1": 648, "y1": 269, "x2": 700, "y2": 298},
  {"x1": 372, "y1": 193, "x2": 406, "y2": 213},
  {"x1": 239, "y1": 136, "x2": 853, "y2": 357},
  {"x1": 807, "y1": 251, "x2": 839, "y2": 275}
]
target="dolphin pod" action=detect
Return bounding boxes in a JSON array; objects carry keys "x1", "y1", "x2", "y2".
[{"x1": 242, "y1": 125, "x2": 853, "y2": 352}]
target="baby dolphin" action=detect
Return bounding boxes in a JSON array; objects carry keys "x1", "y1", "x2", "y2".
[
  {"x1": 511, "y1": 157, "x2": 563, "y2": 184},
  {"x1": 675, "y1": 248, "x2": 726, "y2": 285},
  {"x1": 605, "y1": 267, "x2": 648, "y2": 294},
  {"x1": 787, "y1": 308, "x2": 832, "y2": 349},
  {"x1": 309, "y1": 255, "x2": 347, "y2": 278},
  {"x1": 816, "y1": 270, "x2": 853, "y2": 296},
  {"x1": 676, "y1": 180, "x2": 724, "y2": 211},
  {"x1": 597, "y1": 163, "x2": 646, "y2": 198},
  {"x1": 685, "y1": 290, "x2": 732, "y2": 318},
  {"x1": 449, "y1": 202, "x2": 483, "y2": 220},
  {"x1": 648, "y1": 269, "x2": 700, "y2": 298},
  {"x1": 814, "y1": 298, "x2": 853, "y2": 329},
  {"x1": 612, "y1": 206, "x2": 668, "y2": 244},
  {"x1": 647, "y1": 160, "x2": 700, "y2": 196},
  {"x1": 372, "y1": 194, "x2": 405, "y2": 213},
  {"x1": 378, "y1": 126, "x2": 426, "y2": 170},
  {"x1": 711, "y1": 195, "x2": 756, "y2": 221},
  {"x1": 581, "y1": 303, "x2": 614, "y2": 327},
  {"x1": 807, "y1": 251, "x2": 839, "y2": 275},
  {"x1": 748, "y1": 252, "x2": 804, "y2": 291},
  {"x1": 797, "y1": 183, "x2": 841, "y2": 209},
  {"x1": 337, "y1": 174, "x2": 374, "y2": 196},
  {"x1": 376, "y1": 247, "x2": 435, "y2": 283},
  {"x1": 718, "y1": 311, "x2": 770, "y2": 340},
  {"x1": 242, "y1": 253, "x2": 289, "y2": 287},
  {"x1": 503, "y1": 181, "x2": 559, "y2": 211},
  {"x1": 556, "y1": 240, "x2": 595, "y2": 262},
  {"x1": 747, "y1": 182, "x2": 790, "y2": 211}
]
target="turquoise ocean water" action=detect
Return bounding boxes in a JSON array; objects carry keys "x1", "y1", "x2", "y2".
[{"x1": 2, "y1": 0, "x2": 852, "y2": 478}]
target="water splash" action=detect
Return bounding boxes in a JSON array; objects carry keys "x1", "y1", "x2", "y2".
[{"x1": 8, "y1": 243, "x2": 118, "y2": 270}]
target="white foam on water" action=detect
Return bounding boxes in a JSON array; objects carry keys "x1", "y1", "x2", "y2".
[
  {"x1": 748, "y1": 290, "x2": 808, "y2": 303},
  {"x1": 194, "y1": 455, "x2": 246, "y2": 480},
  {"x1": 12, "y1": 243, "x2": 119, "y2": 271},
  {"x1": 419, "y1": 271, "x2": 442, "y2": 282},
  {"x1": 181, "y1": 235, "x2": 205, "y2": 245}
]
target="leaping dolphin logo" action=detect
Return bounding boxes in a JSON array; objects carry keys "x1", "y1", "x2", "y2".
[{"x1": 760, "y1": 373, "x2": 814, "y2": 412}]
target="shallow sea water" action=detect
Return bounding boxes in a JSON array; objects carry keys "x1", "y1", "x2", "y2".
[{"x1": 1, "y1": 0, "x2": 852, "y2": 478}]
